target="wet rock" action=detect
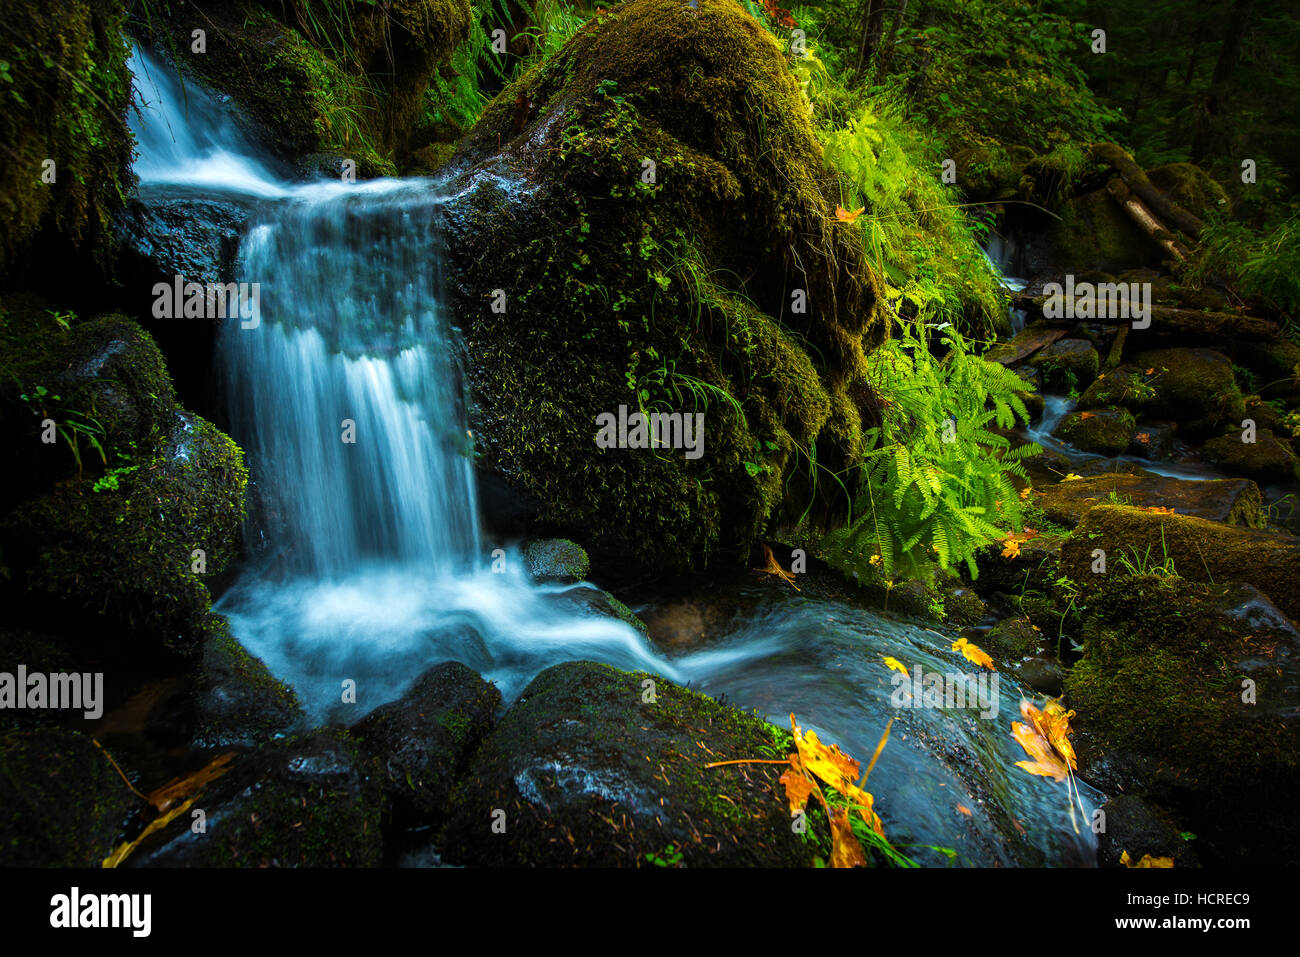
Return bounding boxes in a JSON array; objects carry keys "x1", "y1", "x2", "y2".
[
  {"x1": 1063, "y1": 572, "x2": 1300, "y2": 865},
  {"x1": 1059, "y1": 504, "x2": 1300, "y2": 621},
  {"x1": 1132, "y1": 348, "x2": 1246, "y2": 437},
  {"x1": 1053, "y1": 406, "x2": 1136, "y2": 456},
  {"x1": 116, "y1": 186, "x2": 257, "y2": 286},
  {"x1": 523, "y1": 538, "x2": 590, "y2": 584},
  {"x1": 1032, "y1": 473, "x2": 1261, "y2": 528},
  {"x1": 0, "y1": 727, "x2": 136, "y2": 867},
  {"x1": 1128, "y1": 420, "x2": 1177, "y2": 460},
  {"x1": 1016, "y1": 655, "x2": 1065, "y2": 696},
  {"x1": 1203, "y1": 428, "x2": 1300, "y2": 483},
  {"x1": 191, "y1": 615, "x2": 302, "y2": 749},
  {"x1": 351, "y1": 661, "x2": 500, "y2": 826},
  {"x1": 1095, "y1": 794, "x2": 1199, "y2": 868},
  {"x1": 985, "y1": 323, "x2": 1068, "y2": 366},
  {"x1": 128, "y1": 730, "x2": 384, "y2": 867},
  {"x1": 986, "y1": 617, "x2": 1040, "y2": 659},
  {"x1": 558, "y1": 584, "x2": 651, "y2": 635},
  {"x1": 441, "y1": 661, "x2": 821, "y2": 866},
  {"x1": 1029, "y1": 338, "x2": 1100, "y2": 391}
]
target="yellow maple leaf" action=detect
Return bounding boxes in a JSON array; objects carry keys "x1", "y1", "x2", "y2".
[
  {"x1": 882, "y1": 656, "x2": 908, "y2": 676},
  {"x1": 1121, "y1": 850, "x2": 1174, "y2": 868},
  {"x1": 834, "y1": 205, "x2": 866, "y2": 223},
  {"x1": 828, "y1": 806, "x2": 868, "y2": 867},
  {"x1": 1002, "y1": 539, "x2": 1022, "y2": 558},
  {"x1": 1063, "y1": 473, "x2": 1083, "y2": 481},
  {"x1": 756, "y1": 543, "x2": 800, "y2": 590},
  {"x1": 951, "y1": 636, "x2": 996, "y2": 671},
  {"x1": 1019, "y1": 486, "x2": 1033, "y2": 500}
]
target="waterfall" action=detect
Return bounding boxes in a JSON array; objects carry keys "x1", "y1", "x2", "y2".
[
  {"x1": 126, "y1": 46, "x2": 1100, "y2": 866},
  {"x1": 127, "y1": 45, "x2": 674, "y2": 721}
]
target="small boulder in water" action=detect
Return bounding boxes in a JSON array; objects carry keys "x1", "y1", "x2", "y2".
[
  {"x1": 1203, "y1": 428, "x2": 1300, "y2": 483},
  {"x1": 523, "y1": 538, "x2": 590, "y2": 584},
  {"x1": 441, "y1": 661, "x2": 822, "y2": 867},
  {"x1": 190, "y1": 614, "x2": 303, "y2": 749},
  {"x1": 1053, "y1": 406, "x2": 1136, "y2": 457},
  {"x1": 128, "y1": 730, "x2": 384, "y2": 867},
  {"x1": 351, "y1": 661, "x2": 500, "y2": 827}
]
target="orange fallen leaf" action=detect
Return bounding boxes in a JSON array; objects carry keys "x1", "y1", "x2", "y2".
[
  {"x1": 882, "y1": 656, "x2": 909, "y2": 676},
  {"x1": 952, "y1": 636, "x2": 996, "y2": 671},
  {"x1": 756, "y1": 543, "x2": 800, "y2": 590},
  {"x1": 1121, "y1": 850, "x2": 1174, "y2": 868},
  {"x1": 1002, "y1": 539, "x2": 1021, "y2": 558},
  {"x1": 956, "y1": 804, "x2": 972, "y2": 817},
  {"x1": 835, "y1": 205, "x2": 866, "y2": 223}
]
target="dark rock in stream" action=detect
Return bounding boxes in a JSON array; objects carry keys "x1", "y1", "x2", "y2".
[
  {"x1": 523, "y1": 538, "x2": 591, "y2": 584},
  {"x1": 189, "y1": 615, "x2": 303, "y2": 749},
  {"x1": 1053, "y1": 407, "x2": 1136, "y2": 457},
  {"x1": 1095, "y1": 795, "x2": 1199, "y2": 868},
  {"x1": 116, "y1": 186, "x2": 258, "y2": 286},
  {"x1": 1064, "y1": 570, "x2": 1300, "y2": 865},
  {"x1": 1029, "y1": 338, "x2": 1100, "y2": 391},
  {"x1": 1203, "y1": 428, "x2": 1300, "y2": 483},
  {"x1": 440, "y1": 661, "x2": 824, "y2": 867},
  {"x1": 351, "y1": 661, "x2": 500, "y2": 827},
  {"x1": 128, "y1": 730, "x2": 384, "y2": 867}
]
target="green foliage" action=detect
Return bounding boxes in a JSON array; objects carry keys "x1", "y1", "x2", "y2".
[
  {"x1": 826, "y1": 322, "x2": 1040, "y2": 580},
  {"x1": 1181, "y1": 211, "x2": 1300, "y2": 321}
]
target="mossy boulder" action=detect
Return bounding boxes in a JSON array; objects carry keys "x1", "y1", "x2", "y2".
[
  {"x1": 351, "y1": 661, "x2": 500, "y2": 826},
  {"x1": 128, "y1": 729, "x2": 384, "y2": 867},
  {"x1": 1028, "y1": 338, "x2": 1099, "y2": 391},
  {"x1": 1146, "y1": 163, "x2": 1230, "y2": 221},
  {"x1": 0, "y1": 727, "x2": 136, "y2": 867},
  {"x1": 0, "y1": 296, "x2": 177, "y2": 502},
  {"x1": 1046, "y1": 188, "x2": 1163, "y2": 274},
  {"x1": 1032, "y1": 473, "x2": 1261, "y2": 528},
  {"x1": 0, "y1": 0, "x2": 133, "y2": 278},
  {"x1": 443, "y1": 0, "x2": 881, "y2": 573},
  {"x1": 985, "y1": 616, "x2": 1040, "y2": 660},
  {"x1": 191, "y1": 614, "x2": 303, "y2": 749},
  {"x1": 523, "y1": 538, "x2": 591, "y2": 584},
  {"x1": 1203, "y1": 428, "x2": 1300, "y2": 483},
  {"x1": 559, "y1": 585, "x2": 651, "y2": 634},
  {"x1": 1053, "y1": 406, "x2": 1135, "y2": 456},
  {"x1": 1063, "y1": 574, "x2": 1300, "y2": 865},
  {"x1": 3, "y1": 411, "x2": 247, "y2": 654},
  {"x1": 1131, "y1": 348, "x2": 1246, "y2": 437},
  {"x1": 441, "y1": 660, "x2": 824, "y2": 866},
  {"x1": 1059, "y1": 504, "x2": 1300, "y2": 622}
]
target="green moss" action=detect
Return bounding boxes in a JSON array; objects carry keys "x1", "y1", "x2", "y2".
[
  {"x1": 0, "y1": 0, "x2": 132, "y2": 276},
  {"x1": 449, "y1": 0, "x2": 880, "y2": 572},
  {"x1": 1131, "y1": 348, "x2": 1245, "y2": 436},
  {"x1": 1047, "y1": 188, "x2": 1163, "y2": 273},
  {"x1": 1055, "y1": 406, "x2": 1135, "y2": 456},
  {"x1": 193, "y1": 613, "x2": 302, "y2": 747}
]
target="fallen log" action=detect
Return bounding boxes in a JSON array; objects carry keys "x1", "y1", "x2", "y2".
[
  {"x1": 1092, "y1": 142, "x2": 1206, "y2": 239},
  {"x1": 1010, "y1": 292, "x2": 1280, "y2": 342}
]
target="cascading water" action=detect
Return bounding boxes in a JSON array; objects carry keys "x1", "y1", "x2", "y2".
[{"x1": 128, "y1": 45, "x2": 1101, "y2": 866}]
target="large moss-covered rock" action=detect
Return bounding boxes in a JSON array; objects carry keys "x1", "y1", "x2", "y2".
[
  {"x1": 1203, "y1": 428, "x2": 1300, "y2": 483},
  {"x1": 1133, "y1": 348, "x2": 1246, "y2": 436},
  {"x1": 0, "y1": 299, "x2": 247, "y2": 655},
  {"x1": 352, "y1": 661, "x2": 500, "y2": 827},
  {"x1": 128, "y1": 730, "x2": 384, "y2": 867},
  {"x1": 0, "y1": 0, "x2": 133, "y2": 277},
  {"x1": 1028, "y1": 338, "x2": 1099, "y2": 391},
  {"x1": 1063, "y1": 574, "x2": 1300, "y2": 865},
  {"x1": 0, "y1": 728, "x2": 136, "y2": 867},
  {"x1": 441, "y1": 660, "x2": 824, "y2": 866},
  {"x1": 1032, "y1": 473, "x2": 1261, "y2": 528},
  {"x1": 443, "y1": 0, "x2": 881, "y2": 573},
  {"x1": 1053, "y1": 406, "x2": 1135, "y2": 456},
  {"x1": 1046, "y1": 188, "x2": 1163, "y2": 274},
  {"x1": 191, "y1": 614, "x2": 303, "y2": 749},
  {"x1": 1059, "y1": 504, "x2": 1300, "y2": 622}
]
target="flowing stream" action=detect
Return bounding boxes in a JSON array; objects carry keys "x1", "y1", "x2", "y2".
[{"x1": 128, "y1": 46, "x2": 1100, "y2": 866}]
